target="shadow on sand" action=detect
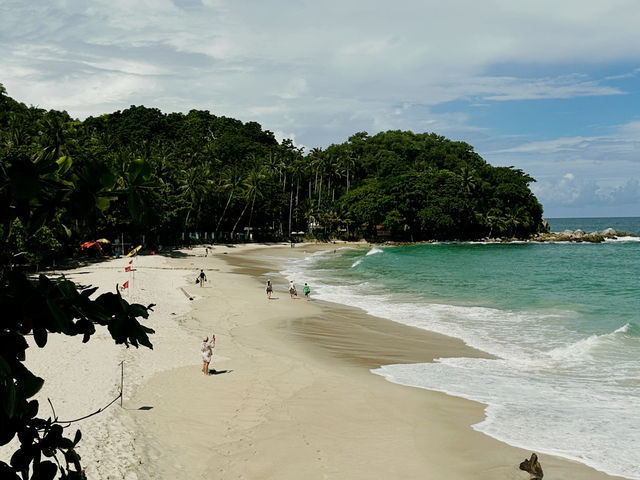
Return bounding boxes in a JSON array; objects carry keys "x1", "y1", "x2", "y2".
[{"x1": 123, "y1": 405, "x2": 154, "y2": 411}]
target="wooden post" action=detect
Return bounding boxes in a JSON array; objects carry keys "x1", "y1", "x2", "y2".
[{"x1": 120, "y1": 361, "x2": 124, "y2": 407}]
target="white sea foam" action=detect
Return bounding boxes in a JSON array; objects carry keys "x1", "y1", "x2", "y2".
[
  {"x1": 366, "y1": 247, "x2": 384, "y2": 256},
  {"x1": 604, "y1": 235, "x2": 640, "y2": 243},
  {"x1": 283, "y1": 247, "x2": 640, "y2": 479},
  {"x1": 283, "y1": 253, "x2": 640, "y2": 480},
  {"x1": 373, "y1": 356, "x2": 640, "y2": 479},
  {"x1": 615, "y1": 322, "x2": 633, "y2": 334}
]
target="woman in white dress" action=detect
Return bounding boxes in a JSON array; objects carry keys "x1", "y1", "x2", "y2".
[{"x1": 201, "y1": 334, "x2": 215, "y2": 375}]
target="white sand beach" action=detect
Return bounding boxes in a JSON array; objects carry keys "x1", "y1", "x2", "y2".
[{"x1": 2, "y1": 244, "x2": 626, "y2": 479}]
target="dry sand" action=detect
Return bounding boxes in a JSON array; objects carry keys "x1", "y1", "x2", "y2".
[{"x1": 1, "y1": 244, "x2": 626, "y2": 479}]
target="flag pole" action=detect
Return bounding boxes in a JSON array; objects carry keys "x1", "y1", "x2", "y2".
[{"x1": 119, "y1": 360, "x2": 124, "y2": 407}]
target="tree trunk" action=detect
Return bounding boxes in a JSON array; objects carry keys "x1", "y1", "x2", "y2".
[
  {"x1": 247, "y1": 193, "x2": 257, "y2": 237},
  {"x1": 230, "y1": 198, "x2": 250, "y2": 240},
  {"x1": 215, "y1": 190, "x2": 234, "y2": 233},
  {"x1": 288, "y1": 186, "x2": 293, "y2": 237},
  {"x1": 184, "y1": 203, "x2": 192, "y2": 230}
]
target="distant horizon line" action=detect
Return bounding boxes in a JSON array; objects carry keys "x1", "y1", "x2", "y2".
[{"x1": 544, "y1": 215, "x2": 639, "y2": 219}]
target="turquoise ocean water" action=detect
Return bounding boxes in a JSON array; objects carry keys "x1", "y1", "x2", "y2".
[{"x1": 283, "y1": 217, "x2": 640, "y2": 479}]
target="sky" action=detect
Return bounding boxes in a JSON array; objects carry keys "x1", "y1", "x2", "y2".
[{"x1": 1, "y1": 0, "x2": 639, "y2": 218}]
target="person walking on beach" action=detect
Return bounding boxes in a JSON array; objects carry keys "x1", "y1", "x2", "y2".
[
  {"x1": 201, "y1": 334, "x2": 215, "y2": 375},
  {"x1": 198, "y1": 269, "x2": 207, "y2": 287},
  {"x1": 266, "y1": 279, "x2": 273, "y2": 299},
  {"x1": 303, "y1": 282, "x2": 310, "y2": 300},
  {"x1": 289, "y1": 280, "x2": 297, "y2": 299}
]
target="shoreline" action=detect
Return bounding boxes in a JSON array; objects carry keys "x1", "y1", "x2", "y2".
[
  {"x1": 224, "y1": 244, "x2": 629, "y2": 479},
  {"x1": 2, "y1": 244, "x2": 626, "y2": 479},
  {"x1": 126, "y1": 243, "x2": 623, "y2": 479}
]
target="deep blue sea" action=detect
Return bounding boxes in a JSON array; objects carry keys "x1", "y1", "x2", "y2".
[{"x1": 283, "y1": 217, "x2": 640, "y2": 479}]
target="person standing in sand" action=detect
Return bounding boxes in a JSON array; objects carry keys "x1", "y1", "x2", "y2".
[
  {"x1": 198, "y1": 269, "x2": 207, "y2": 287},
  {"x1": 303, "y1": 282, "x2": 310, "y2": 300},
  {"x1": 201, "y1": 334, "x2": 215, "y2": 375},
  {"x1": 266, "y1": 279, "x2": 273, "y2": 299},
  {"x1": 289, "y1": 280, "x2": 297, "y2": 299}
]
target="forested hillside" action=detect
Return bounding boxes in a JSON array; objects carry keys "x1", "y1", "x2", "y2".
[{"x1": 1, "y1": 83, "x2": 545, "y2": 266}]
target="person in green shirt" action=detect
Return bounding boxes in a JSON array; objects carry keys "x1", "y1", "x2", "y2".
[{"x1": 303, "y1": 283, "x2": 310, "y2": 300}]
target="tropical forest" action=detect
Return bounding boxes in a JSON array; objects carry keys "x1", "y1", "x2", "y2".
[{"x1": 1, "y1": 83, "x2": 545, "y2": 269}]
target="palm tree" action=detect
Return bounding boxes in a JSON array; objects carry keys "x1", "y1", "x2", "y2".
[
  {"x1": 308, "y1": 148, "x2": 328, "y2": 207},
  {"x1": 305, "y1": 148, "x2": 320, "y2": 199},
  {"x1": 299, "y1": 200, "x2": 317, "y2": 236},
  {"x1": 339, "y1": 150, "x2": 356, "y2": 193},
  {"x1": 334, "y1": 203, "x2": 354, "y2": 239},
  {"x1": 287, "y1": 158, "x2": 305, "y2": 235},
  {"x1": 503, "y1": 206, "x2": 532, "y2": 238},
  {"x1": 476, "y1": 209, "x2": 505, "y2": 238},
  {"x1": 230, "y1": 166, "x2": 266, "y2": 239},
  {"x1": 459, "y1": 165, "x2": 478, "y2": 196},
  {"x1": 37, "y1": 113, "x2": 72, "y2": 162},
  {"x1": 215, "y1": 166, "x2": 243, "y2": 234},
  {"x1": 325, "y1": 154, "x2": 341, "y2": 202},
  {"x1": 2, "y1": 113, "x2": 30, "y2": 149},
  {"x1": 178, "y1": 163, "x2": 211, "y2": 230}
]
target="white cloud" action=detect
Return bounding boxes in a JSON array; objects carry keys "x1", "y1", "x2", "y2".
[
  {"x1": 491, "y1": 136, "x2": 599, "y2": 154},
  {"x1": 481, "y1": 75, "x2": 624, "y2": 101},
  {"x1": 339, "y1": 37, "x2": 398, "y2": 59},
  {"x1": 277, "y1": 78, "x2": 308, "y2": 100},
  {"x1": 484, "y1": 120, "x2": 640, "y2": 217},
  {"x1": 533, "y1": 176, "x2": 640, "y2": 212},
  {"x1": 82, "y1": 59, "x2": 168, "y2": 76},
  {"x1": 3, "y1": 0, "x2": 637, "y2": 120},
  {"x1": 273, "y1": 130, "x2": 305, "y2": 151},
  {"x1": 2, "y1": 0, "x2": 640, "y2": 218},
  {"x1": 617, "y1": 120, "x2": 640, "y2": 135}
]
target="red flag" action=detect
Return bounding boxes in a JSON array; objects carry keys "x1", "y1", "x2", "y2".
[
  {"x1": 129, "y1": 259, "x2": 133, "y2": 264},
  {"x1": 122, "y1": 281, "x2": 129, "y2": 289},
  {"x1": 125, "y1": 266, "x2": 132, "y2": 272}
]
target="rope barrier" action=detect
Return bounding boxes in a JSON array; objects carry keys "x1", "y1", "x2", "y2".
[{"x1": 48, "y1": 361, "x2": 126, "y2": 426}]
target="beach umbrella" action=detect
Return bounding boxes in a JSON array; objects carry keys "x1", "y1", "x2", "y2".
[
  {"x1": 95, "y1": 238, "x2": 111, "y2": 243},
  {"x1": 80, "y1": 241, "x2": 97, "y2": 249}
]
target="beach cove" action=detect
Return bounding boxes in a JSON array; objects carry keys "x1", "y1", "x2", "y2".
[{"x1": 3, "y1": 244, "x2": 627, "y2": 479}]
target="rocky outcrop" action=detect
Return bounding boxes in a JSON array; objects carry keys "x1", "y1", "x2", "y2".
[
  {"x1": 541, "y1": 219, "x2": 551, "y2": 233},
  {"x1": 519, "y1": 453, "x2": 543, "y2": 479},
  {"x1": 533, "y1": 227, "x2": 638, "y2": 243}
]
